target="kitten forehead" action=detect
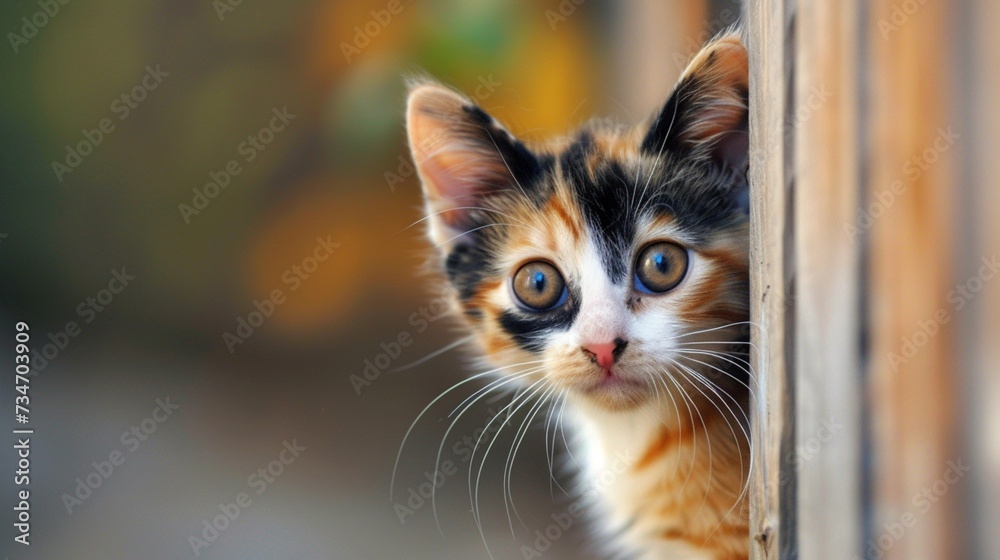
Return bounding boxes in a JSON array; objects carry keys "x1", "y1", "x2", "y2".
[{"x1": 550, "y1": 126, "x2": 744, "y2": 281}]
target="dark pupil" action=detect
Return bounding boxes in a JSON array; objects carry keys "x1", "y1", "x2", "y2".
[
  {"x1": 653, "y1": 252, "x2": 667, "y2": 273},
  {"x1": 532, "y1": 271, "x2": 546, "y2": 292}
]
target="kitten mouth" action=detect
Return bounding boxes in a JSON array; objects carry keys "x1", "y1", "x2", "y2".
[
  {"x1": 583, "y1": 370, "x2": 647, "y2": 394},
  {"x1": 573, "y1": 371, "x2": 649, "y2": 410}
]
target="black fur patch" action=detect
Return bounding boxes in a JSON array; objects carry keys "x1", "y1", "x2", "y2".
[
  {"x1": 445, "y1": 242, "x2": 490, "y2": 301},
  {"x1": 640, "y1": 76, "x2": 697, "y2": 155},
  {"x1": 462, "y1": 104, "x2": 551, "y2": 194},
  {"x1": 565, "y1": 158, "x2": 636, "y2": 283},
  {"x1": 559, "y1": 135, "x2": 744, "y2": 280},
  {"x1": 463, "y1": 105, "x2": 494, "y2": 127},
  {"x1": 499, "y1": 304, "x2": 579, "y2": 353},
  {"x1": 645, "y1": 162, "x2": 747, "y2": 237}
]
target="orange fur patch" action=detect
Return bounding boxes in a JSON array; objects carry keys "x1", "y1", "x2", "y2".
[{"x1": 635, "y1": 419, "x2": 698, "y2": 472}]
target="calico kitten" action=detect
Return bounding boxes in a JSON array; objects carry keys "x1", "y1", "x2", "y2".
[{"x1": 405, "y1": 32, "x2": 751, "y2": 560}]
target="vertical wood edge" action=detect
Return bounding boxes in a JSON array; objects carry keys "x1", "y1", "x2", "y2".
[{"x1": 746, "y1": 0, "x2": 795, "y2": 558}]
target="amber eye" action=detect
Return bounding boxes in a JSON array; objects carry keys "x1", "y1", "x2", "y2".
[
  {"x1": 634, "y1": 242, "x2": 689, "y2": 294},
  {"x1": 512, "y1": 261, "x2": 567, "y2": 311}
]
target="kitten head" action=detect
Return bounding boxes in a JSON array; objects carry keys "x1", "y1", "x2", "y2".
[{"x1": 406, "y1": 35, "x2": 749, "y2": 412}]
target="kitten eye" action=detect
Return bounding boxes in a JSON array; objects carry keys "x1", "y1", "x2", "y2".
[
  {"x1": 634, "y1": 242, "x2": 689, "y2": 294},
  {"x1": 512, "y1": 261, "x2": 567, "y2": 311}
]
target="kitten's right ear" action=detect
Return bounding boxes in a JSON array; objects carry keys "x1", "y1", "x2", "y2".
[
  {"x1": 641, "y1": 33, "x2": 749, "y2": 171},
  {"x1": 406, "y1": 81, "x2": 539, "y2": 248}
]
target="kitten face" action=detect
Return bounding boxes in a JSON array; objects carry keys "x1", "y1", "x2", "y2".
[{"x1": 408, "y1": 36, "x2": 749, "y2": 413}]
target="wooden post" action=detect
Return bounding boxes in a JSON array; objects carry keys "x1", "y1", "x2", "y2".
[
  {"x1": 747, "y1": 1, "x2": 867, "y2": 557},
  {"x1": 794, "y1": 1, "x2": 864, "y2": 558},
  {"x1": 959, "y1": 0, "x2": 1000, "y2": 557},
  {"x1": 868, "y1": 0, "x2": 960, "y2": 558},
  {"x1": 745, "y1": 1, "x2": 797, "y2": 557},
  {"x1": 791, "y1": 0, "x2": 863, "y2": 560}
]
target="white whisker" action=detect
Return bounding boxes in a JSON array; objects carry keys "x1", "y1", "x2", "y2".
[
  {"x1": 472, "y1": 378, "x2": 550, "y2": 558},
  {"x1": 391, "y1": 359, "x2": 543, "y2": 499},
  {"x1": 503, "y1": 385, "x2": 557, "y2": 537},
  {"x1": 392, "y1": 336, "x2": 472, "y2": 373},
  {"x1": 430, "y1": 367, "x2": 544, "y2": 530}
]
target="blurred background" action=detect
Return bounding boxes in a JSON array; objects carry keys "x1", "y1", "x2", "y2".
[
  {"x1": 0, "y1": 0, "x2": 996, "y2": 559},
  {"x1": 0, "y1": 1, "x2": 740, "y2": 558}
]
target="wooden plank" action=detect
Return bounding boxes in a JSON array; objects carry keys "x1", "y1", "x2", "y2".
[
  {"x1": 793, "y1": 1, "x2": 863, "y2": 558},
  {"x1": 960, "y1": 0, "x2": 1000, "y2": 557},
  {"x1": 745, "y1": 1, "x2": 797, "y2": 558},
  {"x1": 868, "y1": 0, "x2": 960, "y2": 558}
]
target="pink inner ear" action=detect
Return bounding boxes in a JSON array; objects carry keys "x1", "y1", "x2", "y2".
[
  {"x1": 671, "y1": 36, "x2": 748, "y2": 165},
  {"x1": 420, "y1": 156, "x2": 485, "y2": 228},
  {"x1": 406, "y1": 82, "x2": 534, "y2": 238}
]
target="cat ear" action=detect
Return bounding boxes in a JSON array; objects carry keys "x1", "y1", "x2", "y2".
[
  {"x1": 406, "y1": 80, "x2": 540, "y2": 247},
  {"x1": 641, "y1": 33, "x2": 748, "y2": 171}
]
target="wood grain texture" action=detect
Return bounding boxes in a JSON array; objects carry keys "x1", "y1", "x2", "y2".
[
  {"x1": 745, "y1": 1, "x2": 797, "y2": 558},
  {"x1": 793, "y1": 1, "x2": 863, "y2": 558}
]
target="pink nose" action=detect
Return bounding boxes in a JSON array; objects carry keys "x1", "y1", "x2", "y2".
[{"x1": 582, "y1": 339, "x2": 627, "y2": 371}]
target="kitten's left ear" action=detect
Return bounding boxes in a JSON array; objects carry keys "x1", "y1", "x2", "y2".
[
  {"x1": 406, "y1": 80, "x2": 541, "y2": 249},
  {"x1": 641, "y1": 33, "x2": 748, "y2": 170}
]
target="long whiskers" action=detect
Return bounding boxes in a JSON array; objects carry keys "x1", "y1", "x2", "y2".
[
  {"x1": 430, "y1": 367, "x2": 546, "y2": 530},
  {"x1": 671, "y1": 320, "x2": 762, "y2": 343},
  {"x1": 673, "y1": 348, "x2": 757, "y2": 390},
  {"x1": 503, "y1": 385, "x2": 560, "y2": 537},
  {"x1": 656, "y1": 368, "x2": 700, "y2": 496},
  {"x1": 543, "y1": 389, "x2": 572, "y2": 498},
  {"x1": 434, "y1": 222, "x2": 523, "y2": 249},
  {"x1": 398, "y1": 205, "x2": 531, "y2": 235},
  {"x1": 665, "y1": 354, "x2": 756, "y2": 552},
  {"x1": 390, "y1": 359, "x2": 544, "y2": 499},
  {"x1": 471, "y1": 378, "x2": 551, "y2": 560},
  {"x1": 392, "y1": 336, "x2": 473, "y2": 373}
]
